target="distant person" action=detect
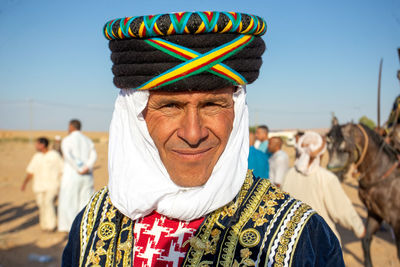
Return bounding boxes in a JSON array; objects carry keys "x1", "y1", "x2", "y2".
[
  {"x1": 248, "y1": 131, "x2": 269, "y2": 178},
  {"x1": 53, "y1": 135, "x2": 63, "y2": 156},
  {"x1": 58, "y1": 119, "x2": 97, "y2": 232},
  {"x1": 255, "y1": 125, "x2": 269, "y2": 153},
  {"x1": 268, "y1": 137, "x2": 289, "y2": 187},
  {"x1": 22, "y1": 137, "x2": 63, "y2": 231},
  {"x1": 294, "y1": 130, "x2": 305, "y2": 159},
  {"x1": 282, "y1": 131, "x2": 365, "y2": 242}
]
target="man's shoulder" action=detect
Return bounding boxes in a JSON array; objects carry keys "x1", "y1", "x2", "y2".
[
  {"x1": 198, "y1": 172, "x2": 330, "y2": 266},
  {"x1": 47, "y1": 150, "x2": 62, "y2": 158},
  {"x1": 276, "y1": 150, "x2": 289, "y2": 160},
  {"x1": 76, "y1": 187, "x2": 112, "y2": 234},
  {"x1": 64, "y1": 186, "x2": 134, "y2": 267},
  {"x1": 31, "y1": 152, "x2": 42, "y2": 160},
  {"x1": 316, "y1": 167, "x2": 340, "y2": 183},
  {"x1": 238, "y1": 172, "x2": 316, "y2": 229}
]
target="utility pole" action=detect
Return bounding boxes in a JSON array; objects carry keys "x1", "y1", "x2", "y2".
[
  {"x1": 29, "y1": 99, "x2": 33, "y2": 143},
  {"x1": 397, "y1": 48, "x2": 400, "y2": 87},
  {"x1": 377, "y1": 59, "x2": 383, "y2": 129}
]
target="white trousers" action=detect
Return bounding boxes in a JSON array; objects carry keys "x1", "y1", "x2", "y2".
[
  {"x1": 35, "y1": 189, "x2": 58, "y2": 231},
  {"x1": 58, "y1": 173, "x2": 94, "y2": 232}
]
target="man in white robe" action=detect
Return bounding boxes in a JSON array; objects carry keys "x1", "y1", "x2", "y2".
[
  {"x1": 268, "y1": 136, "x2": 289, "y2": 187},
  {"x1": 22, "y1": 137, "x2": 63, "y2": 231},
  {"x1": 282, "y1": 131, "x2": 365, "y2": 242},
  {"x1": 58, "y1": 119, "x2": 97, "y2": 232}
]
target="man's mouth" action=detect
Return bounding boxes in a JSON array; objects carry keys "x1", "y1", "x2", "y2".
[{"x1": 171, "y1": 147, "x2": 213, "y2": 160}]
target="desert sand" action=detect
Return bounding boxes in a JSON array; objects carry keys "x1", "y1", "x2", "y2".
[{"x1": 0, "y1": 130, "x2": 398, "y2": 266}]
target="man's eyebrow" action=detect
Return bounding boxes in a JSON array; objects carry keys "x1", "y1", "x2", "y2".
[
  {"x1": 199, "y1": 96, "x2": 231, "y2": 103},
  {"x1": 151, "y1": 97, "x2": 185, "y2": 106}
]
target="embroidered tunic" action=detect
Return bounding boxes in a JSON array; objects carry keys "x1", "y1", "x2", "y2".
[{"x1": 62, "y1": 172, "x2": 344, "y2": 267}]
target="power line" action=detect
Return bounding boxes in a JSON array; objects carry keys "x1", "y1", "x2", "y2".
[{"x1": 0, "y1": 99, "x2": 113, "y2": 111}]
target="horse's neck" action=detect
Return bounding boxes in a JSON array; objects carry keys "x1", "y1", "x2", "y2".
[{"x1": 358, "y1": 134, "x2": 395, "y2": 179}]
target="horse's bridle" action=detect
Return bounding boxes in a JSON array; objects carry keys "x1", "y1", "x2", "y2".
[
  {"x1": 353, "y1": 124, "x2": 369, "y2": 169},
  {"x1": 329, "y1": 124, "x2": 399, "y2": 188},
  {"x1": 353, "y1": 124, "x2": 399, "y2": 189}
]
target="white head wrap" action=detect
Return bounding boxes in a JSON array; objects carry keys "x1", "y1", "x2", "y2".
[
  {"x1": 295, "y1": 131, "x2": 326, "y2": 175},
  {"x1": 108, "y1": 86, "x2": 249, "y2": 221}
]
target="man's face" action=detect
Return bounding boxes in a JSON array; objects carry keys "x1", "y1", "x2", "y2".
[
  {"x1": 267, "y1": 137, "x2": 281, "y2": 154},
  {"x1": 255, "y1": 128, "x2": 268, "y2": 142},
  {"x1": 144, "y1": 87, "x2": 235, "y2": 187},
  {"x1": 35, "y1": 141, "x2": 45, "y2": 152},
  {"x1": 68, "y1": 124, "x2": 74, "y2": 134}
]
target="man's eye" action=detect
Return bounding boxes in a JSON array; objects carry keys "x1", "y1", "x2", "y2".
[
  {"x1": 161, "y1": 103, "x2": 179, "y2": 109},
  {"x1": 204, "y1": 102, "x2": 220, "y2": 107}
]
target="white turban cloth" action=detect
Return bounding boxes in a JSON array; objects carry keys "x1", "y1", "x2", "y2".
[
  {"x1": 295, "y1": 131, "x2": 326, "y2": 175},
  {"x1": 108, "y1": 86, "x2": 249, "y2": 221}
]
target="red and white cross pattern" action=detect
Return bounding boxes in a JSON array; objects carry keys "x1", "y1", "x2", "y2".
[{"x1": 133, "y1": 211, "x2": 204, "y2": 267}]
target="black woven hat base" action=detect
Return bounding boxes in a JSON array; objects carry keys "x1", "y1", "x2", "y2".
[{"x1": 109, "y1": 33, "x2": 265, "y2": 91}]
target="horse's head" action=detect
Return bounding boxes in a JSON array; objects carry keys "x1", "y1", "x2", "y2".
[{"x1": 326, "y1": 123, "x2": 361, "y2": 179}]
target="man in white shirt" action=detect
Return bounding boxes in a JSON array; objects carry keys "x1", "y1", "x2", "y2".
[
  {"x1": 282, "y1": 131, "x2": 365, "y2": 243},
  {"x1": 22, "y1": 137, "x2": 64, "y2": 231},
  {"x1": 58, "y1": 119, "x2": 97, "y2": 232},
  {"x1": 267, "y1": 136, "x2": 289, "y2": 187}
]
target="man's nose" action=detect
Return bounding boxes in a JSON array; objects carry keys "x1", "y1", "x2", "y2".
[{"x1": 177, "y1": 108, "x2": 208, "y2": 146}]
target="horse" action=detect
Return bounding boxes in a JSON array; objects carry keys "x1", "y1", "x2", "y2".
[{"x1": 326, "y1": 122, "x2": 400, "y2": 267}]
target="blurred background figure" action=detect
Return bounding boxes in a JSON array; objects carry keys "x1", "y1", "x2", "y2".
[
  {"x1": 21, "y1": 137, "x2": 64, "y2": 231},
  {"x1": 53, "y1": 135, "x2": 63, "y2": 156},
  {"x1": 254, "y1": 125, "x2": 269, "y2": 153},
  {"x1": 248, "y1": 131, "x2": 269, "y2": 178},
  {"x1": 282, "y1": 131, "x2": 365, "y2": 243},
  {"x1": 294, "y1": 130, "x2": 305, "y2": 159},
  {"x1": 58, "y1": 119, "x2": 97, "y2": 232},
  {"x1": 267, "y1": 136, "x2": 289, "y2": 187}
]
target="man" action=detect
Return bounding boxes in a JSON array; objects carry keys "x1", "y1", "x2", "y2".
[
  {"x1": 294, "y1": 130, "x2": 304, "y2": 159},
  {"x1": 282, "y1": 131, "x2": 365, "y2": 243},
  {"x1": 58, "y1": 119, "x2": 97, "y2": 232},
  {"x1": 22, "y1": 137, "x2": 63, "y2": 231},
  {"x1": 255, "y1": 125, "x2": 269, "y2": 153},
  {"x1": 248, "y1": 131, "x2": 269, "y2": 178},
  {"x1": 268, "y1": 137, "x2": 289, "y2": 187},
  {"x1": 63, "y1": 11, "x2": 344, "y2": 266}
]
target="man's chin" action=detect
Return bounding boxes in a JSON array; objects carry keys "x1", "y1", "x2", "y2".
[{"x1": 168, "y1": 168, "x2": 212, "y2": 188}]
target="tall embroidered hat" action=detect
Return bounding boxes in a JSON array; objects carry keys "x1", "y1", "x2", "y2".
[{"x1": 104, "y1": 11, "x2": 267, "y2": 91}]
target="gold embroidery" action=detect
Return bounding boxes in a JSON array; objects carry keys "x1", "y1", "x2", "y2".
[
  {"x1": 273, "y1": 203, "x2": 311, "y2": 267},
  {"x1": 183, "y1": 209, "x2": 223, "y2": 266},
  {"x1": 221, "y1": 171, "x2": 253, "y2": 220},
  {"x1": 80, "y1": 187, "x2": 107, "y2": 266},
  {"x1": 116, "y1": 217, "x2": 133, "y2": 267},
  {"x1": 233, "y1": 248, "x2": 256, "y2": 266},
  {"x1": 239, "y1": 228, "x2": 261, "y2": 248},
  {"x1": 219, "y1": 178, "x2": 270, "y2": 267},
  {"x1": 98, "y1": 222, "x2": 116, "y2": 241},
  {"x1": 288, "y1": 211, "x2": 315, "y2": 266}
]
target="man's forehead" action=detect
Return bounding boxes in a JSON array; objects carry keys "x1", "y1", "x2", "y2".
[{"x1": 148, "y1": 87, "x2": 235, "y2": 102}]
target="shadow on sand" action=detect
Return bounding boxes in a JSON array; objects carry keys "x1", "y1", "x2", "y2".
[
  {"x1": 0, "y1": 201, "x2": 38, "y2": 234},
  {"x1": 0, "y1": 236, "x2": 67, "y2": 267}
]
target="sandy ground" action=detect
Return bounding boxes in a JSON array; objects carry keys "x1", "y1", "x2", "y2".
[{"x1": 0, "y1": 131, "x2": 398, "y2": 267}]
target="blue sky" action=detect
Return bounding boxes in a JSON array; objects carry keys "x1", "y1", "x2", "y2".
[{"x1": 0, "y1": 0, "x2": 399, "y2": 131}]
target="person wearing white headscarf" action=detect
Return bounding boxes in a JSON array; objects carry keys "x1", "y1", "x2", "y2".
[
  {"x1": 282, "y1": 131, "x2": 365, "y2": 243},
  {"x1": 62, "y1": 11, "x2": 345, "y2": 267}
]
